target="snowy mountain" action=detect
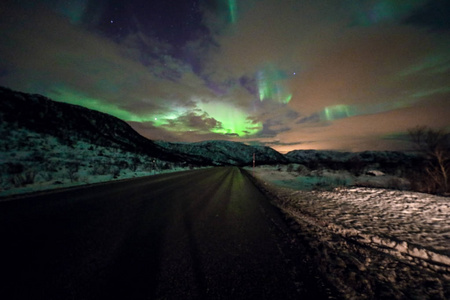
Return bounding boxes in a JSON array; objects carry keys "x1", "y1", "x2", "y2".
[
  {"x1": 0, "y1": 86, "x2": 180, "y2": 162},
  {"x1": 0, "y1": 86, "x2": 288, "y2": 166},
  {"x1": 0, "y1": 86, "x2": 201, "y2": 195},
  {"x1": 155, "y1": 140, "x2": 288, "y2": 166},
  {"x1": 0, "y1": 86, "x2": 426, "y2": 196},
  {"x1": 0, "y1": 86, "x2": 290, "y2": 195}
]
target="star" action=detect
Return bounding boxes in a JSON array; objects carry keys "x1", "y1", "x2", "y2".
[{"x1": 1, "y1": 0, "x2": 448, "y2": 152}]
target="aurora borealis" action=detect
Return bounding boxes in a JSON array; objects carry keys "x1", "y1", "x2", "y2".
[{"x1": 0, "y1": 0, "x2": 449, "y2": 152}]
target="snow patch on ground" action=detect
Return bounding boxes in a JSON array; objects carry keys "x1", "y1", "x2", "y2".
[
  {"x1": 0, "y1": 126, "x2": 201, "y2": 198},
  {"x1": 247, "y1": 165, "x2": 450, "y2": 299}
]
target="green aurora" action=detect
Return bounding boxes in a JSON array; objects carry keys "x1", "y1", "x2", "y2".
[
  {"x1": 48, "y1": 86, "x2": 262, "y2": 137},
  {"x1": 228, "y1": 0, "x2": 237, "y2": 24},
  {"x1": 257, "y1": 65, "x2": 292, "y2": 104},
  {"x1": 352, "y1": 0, "x2": 425, "y2": 26},
  {"x1": 47, "y1": 87, "x2": 149, "y2": 123},
  {"x1": 319, "y1": 98, "x2": 423, "y2": 122},
  {"x1": 197, "y1": 101, "x2": 262, "y2": 136}
]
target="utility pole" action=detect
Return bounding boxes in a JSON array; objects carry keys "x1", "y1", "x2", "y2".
[{"x1": 252, "y1": 152, "x2": 255, "y2": 176}]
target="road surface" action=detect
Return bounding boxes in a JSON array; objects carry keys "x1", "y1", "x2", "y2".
[{"x1": 0, "y1": 167, "x2": 336, "y2": 299}]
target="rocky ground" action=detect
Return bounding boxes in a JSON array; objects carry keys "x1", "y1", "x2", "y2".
[{"x1": 247, "y1": 167, "x2": 450, "y2": 300}]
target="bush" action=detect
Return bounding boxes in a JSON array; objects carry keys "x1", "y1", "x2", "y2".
[
  {"x1": 312, "y1": 175, "x2": 350, "y2": 191},
  {"x1": 93, "y1": 164, "x2": 109, "y2": 175},
  {"x1": 131, "y1": 157, "x2": 141, "y2": 171},
  {"x1": 296, "y1": 164, "x2": 310, "y2": 176},
  {"x1": 407, "y1": 170, "x2": 439, "y2": 194},
  {"x1": 37, "y1": 172, "x2": 53, "y2": 182},
  {"x1": 11, "y1": 170, "x2": 36, "y2": 187},
  {"x1": 408, "y1": 126, "x2": 449, "y2": 194},
  {"x1": 111, "y1": 166, "x2": 120, "y2": 178},
  {"x1": 66, "y1": 163, "x2": 79, "y2": 182},
  {"x1": 118, "y1": 160, "x2": 129, "y2": 169},
  {"x1": 161, "y1": 162, "x2": 171, "y2": 170},
  {"x1": 44, "y1": 160, "x2": 59, "y2": 172}
]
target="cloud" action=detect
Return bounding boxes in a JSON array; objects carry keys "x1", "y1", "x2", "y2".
[
  {"x1": 1, "y1": 0, "x2": 449, "y2": 151},
  {"x1": 199, "y1": 0, "x2": 450, "y2": 150},
  {"x1": 166, "y1": 111, "x2": 223, "y2": 132},
  {"x1": 128, "y1": 120, "x2": 230, "y2": 143},
  {"x1": 276, "y1": 96, "x2": 450, "y2": 151},
  {"x1": 0, "y1": 2, "x2": 215, "y2": 119}
]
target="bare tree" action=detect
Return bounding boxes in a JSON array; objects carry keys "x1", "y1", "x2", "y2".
[
  {"x1": 67, "y1": 163, "x2": 79, "y2": 183},
  {"x1": 408, "y1": 126, "x2": 450, "y2": 194}
]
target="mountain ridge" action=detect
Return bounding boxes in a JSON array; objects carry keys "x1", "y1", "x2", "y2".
[
  {"x1": 0, "y1": 85, "x2": 420, "y2": 169},
  {"x1": 155, "y1": 140, "x2": 288, "y2": 166},
  {"x1": 0, "y1": 86, "x2": 180, "y2": 160},
  {"x1": 0, "y1": 86, "x2": 287, "y2": 166}
]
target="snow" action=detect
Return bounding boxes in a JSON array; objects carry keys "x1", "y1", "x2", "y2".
[
  {"x1": 155, "y1": 140, "x2": 287, "y2": 165},
  {"x1": 247, "y1": 165, "x2": 450, "y2": 299},
  {"x1": 366, "y1": 170, "x2": 385, "y2": 176},
  {"x1": 0, "y1": 125, "x2": 202, "y2": 198},
  {"x1": 1, "y1": 87, "x2": 214, "y2": 198}
]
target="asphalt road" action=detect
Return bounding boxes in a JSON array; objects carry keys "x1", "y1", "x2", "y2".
[{"x1": 0, "y1": 167, "x2": 335, "y2": 299}]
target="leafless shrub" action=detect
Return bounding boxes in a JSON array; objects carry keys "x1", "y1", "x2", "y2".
[
  {"x1": 93, "y1": 164, "x2": 109, "y2": 175},
  {"x1": 111, "y1": 166, "x2": 120, "y2": 178},
  {"x1": 130, "y1": 157, "x2": 141, "y2": 171},
  {"x1": 313, "y1": 175, "x2": 349, "y2": 190},
  {"x1": 37, "y1": 171, "x2": 53, "y2": 182},
  {"x1": 296, "y1": 164, "x2": 310, "y2": 176},
  {"x1": 43, "y1": 161, "x2": 53, "y2": 172},
  {"x1": 407, "y1": 170, "x2": 439, "y2": 194},
  {"x1": 11, "y1": 170, "x2": 36, "y2": 187},
  {"x1": 118, "y1": 160, "x2": 129, "y2": 169},
  {"x1": 66, "y1": 163, "x2": 79, "y2": 182},
  {"x1": 408, "y1": 126, "x2": 449, "y2": 194},
  {"x1": 161, "y1": 162, "x2": 171, "y2": 170}
]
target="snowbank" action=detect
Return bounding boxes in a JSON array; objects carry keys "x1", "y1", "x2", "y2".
[{"x1": 247, "y1": 165, "x2": 450, "y2": 299}]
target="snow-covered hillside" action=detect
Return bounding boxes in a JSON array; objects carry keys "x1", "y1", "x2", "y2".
[
  {"x1": 156, "y1": 140, "x2": 288, "y2": 165},
  {"x1": 0, "y1": 124, "x2": 194, "y2": 197},
  {"x1": 0, "y1": 87, "x2": 175, "y2": 158},
  {"x1": 0, "y1": 87, "x2": 198, "y2": 197}
]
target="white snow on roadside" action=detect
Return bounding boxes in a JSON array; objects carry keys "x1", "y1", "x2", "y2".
[
  {"x1": 315, "y1": 188, "x2": 450, "y2": 265},
  {"x1": 247, "y1": 165, "x2": 450, "y2": 299},
  {"x1": 0, "y1": 167, "x2": 199, "y2": 199}
]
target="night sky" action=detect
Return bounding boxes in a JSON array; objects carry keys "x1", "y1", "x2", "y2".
[{"x1": 1, "y1": 0, "x2": 449, "y2": 152}]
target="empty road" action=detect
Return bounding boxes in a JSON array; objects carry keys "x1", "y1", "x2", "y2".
[{"x1": 0, "y1": 167, "x2": 336, "y2": 299}]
